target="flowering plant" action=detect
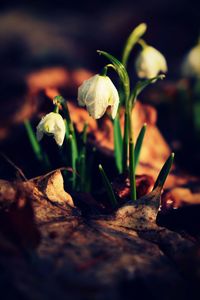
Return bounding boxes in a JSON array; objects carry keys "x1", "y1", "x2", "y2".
[{"x1": 24, "y1": 23, "x2": 174, "y2": 207}]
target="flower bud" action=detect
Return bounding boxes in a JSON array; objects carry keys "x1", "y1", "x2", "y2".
[
  {"x1": 78, "y1": 74, "x2": 119, "y2": 119},
  {"x1": 135, "y1": 46, "x2": 167, "y2": 79},
  {"x1": 36, "y1": 112, "x2": 66, "y2": 146},
  {"x1": 182, "y1": 43, "x2": 200, "y2": 78}
]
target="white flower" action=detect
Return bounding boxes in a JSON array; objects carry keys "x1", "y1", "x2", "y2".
[
  {"x1": 182, "y1": 43, "x2": 200, "y2": 78},
  {"x1": 135, "y1": 46, "x2": 167, "y2": 79},
  {"x1": 36, "y1": 112, "x2": 66, "y2": 146},
  {"x1": 78, "y1": 74, "x2": 119, "y2": 119}
]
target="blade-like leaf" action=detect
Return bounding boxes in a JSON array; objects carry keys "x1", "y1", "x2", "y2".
[
  {"x1": 153, "y1": 153, "x2": 175, "y2": 190},
  {"x1": 113, "y1": 115, "x2": 123, "y2": 173},
  {"x1": 77, "y1": 123, "x2": 88, "y2": 191},
  {"x1": 99, "y1": 164, "x2": 118, "y2": 208},
  {"x1": 66, "y1": 134, "x2": 77, "y2": 189},
  {"x1": 24, "y1": 119, "x2": 43, "y2": 162},
  {"x1": 134, "y1": 123, "x2": 147, "y2": 170},
  {"x1": 24, "y1": 119, "x2": 50, "y2": 169},
  {"x1": 122, "y1": 23, "x2": 147, "y2": 67}
]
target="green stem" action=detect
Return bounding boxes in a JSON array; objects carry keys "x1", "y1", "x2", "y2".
[
  {"x1": 79, "y1": 123, "x2": 88, "y2": 191},
  {"x1": 122, "y1": 111, "x2": 129, "y2": 172},
  {"x1": 54, "y1": 105, "x2": 59, "y2": 113},
  {"x1": 128, "y1": 107, "x2": 137, "y2": 201},
  {"x1": 66, "y1": 134, "x2": 76, "y2": 189},
  {"x1": 113, "y1": 115, "x2": 123, "y2": 173}
]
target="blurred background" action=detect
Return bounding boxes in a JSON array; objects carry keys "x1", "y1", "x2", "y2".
[
  {"x1": 0, "y1": 0, "x2": 200, "y2": 176},
  {"x1": 1, "y1": 0, "x2": 199, "y2": 71}
]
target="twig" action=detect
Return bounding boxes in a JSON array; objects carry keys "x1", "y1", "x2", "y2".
[{"x1": 0, "y1": 152, "x2": 27, "y2": 181}]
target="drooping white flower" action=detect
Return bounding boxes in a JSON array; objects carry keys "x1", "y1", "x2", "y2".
[
  {"x1": 36, "y1": 112, "x2": 66, "y2": 146},
  {"x1": 135, "y1": 46, "x2": 167, "y2": 79},
  {"x1": 182, "y1": 43, "x2": 200, "y2": 78},
  {"x1": 78, "y1": 74, "x2": 119, "y2": 119}
]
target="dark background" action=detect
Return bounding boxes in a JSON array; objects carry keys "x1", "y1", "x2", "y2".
[{"x1": 0, "y1": 0, "x2": 200, "y2": 74}]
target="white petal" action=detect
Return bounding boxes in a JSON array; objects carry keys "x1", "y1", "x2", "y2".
[
  {"x1": 106, "y1": 77, "x2": 119, "y2": 119},
  {"x1": 78, "y1": 74, "x2": 99, "y2": 107},
  {"x1": 54, "y1": 128, "x2": 65, "y2": 146},
  {"x1": 36, "y1": 112, "x2": 66, "y2": 146},
  {"x1": 135, "y1": 46, "x2": 167, "y2": 79},
  {"x1": 36, "y1": 127, "x2": 44, "y2": 141},
  {"x1": 85, "y1": 76, "x2": 110, "y2": 119},
  {"x1": 52, "y1": 114, "x2": 66, "y2": 146},
  {"x1": 77, "y1": 74, "x2": 119, "y2": 119}
]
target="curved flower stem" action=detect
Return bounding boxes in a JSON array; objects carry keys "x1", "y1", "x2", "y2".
[
  {"x1": 137, "y1": 38, "x2": 148, "y2": 49},
  {"x1": 53, "y1": 105, "x2": 59, "y2": 113},
  {"x1": 100, "y1": 64, "x2": 116, "y2": 76}
]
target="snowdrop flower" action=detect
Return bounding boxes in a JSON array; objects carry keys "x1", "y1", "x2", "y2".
[
  {"x1": 135, "y1": 45, "x2": 167, "y2": 79},
  {"x1": 78, "y1": 74, "x2": 119, "y2": 119},
  {"x1": 182, "y1": 43, "x2": 200, "y2": 78},
  {"x1": 36, "y1": 112, "x2": 66, "y2": 146}
]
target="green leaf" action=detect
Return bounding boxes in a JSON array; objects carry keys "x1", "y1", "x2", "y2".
[
  {"x1": 98, "y1": 164, "x2": 118, "y2": 208},
  {"x1": 122, "y1": 112, "x2": 129, "y2": 173},
  {"x1": 66, "y1": 134, "x2": 77, "y2": 189},
  {"x1": 97, "y1": 50, "x2": 130, "y2": 101},
  {"x1": 122, "y1": 23, "x2": 147, "y2": 67},
  {"x1": 77, "y1": 123, "x2": 88, "y2": 191},
  {"x1": 129, "y1": 139, "x2": 137, "y2": 201},
  {"x1": 131, "y1": 74, "x2": 165, "y2": 107},
  {"x1": 134, "y1": 123, "x2": 147, "y2": 170},
  {"x1": 24, "y1": 119, "x2": 43, "y2": 162},
  {"x1": 113, "y1": 115, "x2": 123, "y2": 173},
  {"x1": 24, "y1": 119, "x2": 50, "y2": 170},
  {"x1": 153, "y1": 153, "x2": 175, "y2": 190}
]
